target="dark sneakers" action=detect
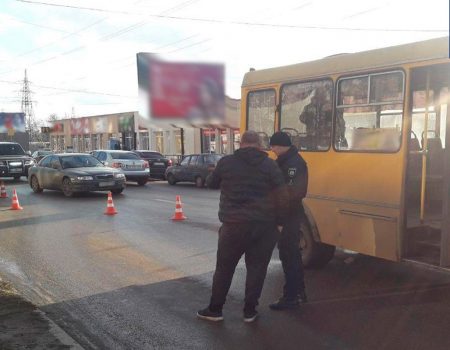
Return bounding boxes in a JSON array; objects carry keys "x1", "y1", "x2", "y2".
[
  {"x1": 269, "y1": 297, "x2": 300, "y2": 311},
  {"x1": 197, "y1": 306, "x2": 259, "y2": 323},
  {"x1": 197, "y1": 307, "x2": 224, "y2": 322},
  {"x1": 243, "y1": 308, "x2": 258, "y2": 323}
]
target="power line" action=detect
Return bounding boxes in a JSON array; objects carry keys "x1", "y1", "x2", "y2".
[
  {"x1": 14, "y1": 18, "x2": 108, "y2": 59},
  {"x1": 167, "y1": 38, "x2": 211, "y2": 53},
  {"x1": 1, "y1": 1, "x2": 201, "y2": 75},
  {"x1": 15, "y1": 0, "x2": 448, "y2": 33},
  {"x1": 0, "y1": 79, "x2": 137, "y2": 98},
  {"x1": 7, "y1": 16, "x2": 74, "y2": 33}
]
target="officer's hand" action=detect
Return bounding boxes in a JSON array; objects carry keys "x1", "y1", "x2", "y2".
[{"x1": 277, "y1": 226, "x2": 283, "y2": 233}]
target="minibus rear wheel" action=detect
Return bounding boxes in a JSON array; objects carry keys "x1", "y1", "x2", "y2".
[{"x1": 300, "y1": 220, "x2": 335, "y2": 269}]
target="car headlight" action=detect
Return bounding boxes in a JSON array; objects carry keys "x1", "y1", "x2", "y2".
[
  {"x1": 114, "y1": 173, "x2": 125, "y2": 179},
  {"x1": 73, "y1": 176, "x2": 94, "y2": 181},
  {"x1": 25, "y1": 160, "x2": 35, "y2": 165}
]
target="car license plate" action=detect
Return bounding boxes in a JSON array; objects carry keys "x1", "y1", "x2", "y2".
[
  {"x1": 9, "y1": 168, "x2": 22, "y2": 173},
  {"x1": 126, "y1": 165, "x2": 140, "y2": 169},
  {"x1": 99, "y1": 181, "x2": 115, "y2": 187},
  {"x1": 154, "y1": 162, "x2": 164, "y2": 166}
]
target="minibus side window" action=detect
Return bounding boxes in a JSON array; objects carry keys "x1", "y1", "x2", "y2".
[
  {"x1": 247, "y1": 89, "x2": 276, "y2": 149},
  {"x1": 280, "y1": 79, "x2": 333, "y2": 151},
  {"x1": 335, "y1": 71, "x2": 404, "y2": 152}
]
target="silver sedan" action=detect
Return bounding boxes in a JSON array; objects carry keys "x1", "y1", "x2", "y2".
[{"x1": 92, "y1": 150, "x2": 150, "y2": 186}]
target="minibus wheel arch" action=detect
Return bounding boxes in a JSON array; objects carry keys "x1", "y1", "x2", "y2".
[{"x1": 301, "y1": 206, "x2": 336, "y2": 268}]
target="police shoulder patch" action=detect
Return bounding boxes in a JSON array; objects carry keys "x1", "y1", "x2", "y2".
[{"x1": 288, "y1": 168, "x2": 296, "y2": 177}]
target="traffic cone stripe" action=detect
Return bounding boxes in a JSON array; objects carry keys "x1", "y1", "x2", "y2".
[
  {"x1": 104, "y1": 191, "x2": 117, "y2": 215},
  {"x1": 10, "y1": 188, "x2": 23, "y2": 210},
  {"x1": 0, "y1": 181, "x2": 8, "y2": 198}
]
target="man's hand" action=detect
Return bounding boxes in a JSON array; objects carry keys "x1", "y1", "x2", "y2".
[{"x1": 277, "y1": 226, "x2": 283, "y2": 233}]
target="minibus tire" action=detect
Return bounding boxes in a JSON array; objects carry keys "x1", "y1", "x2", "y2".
[{"x1": 300, "y1": 220, "x2": 336, "y2": 269}]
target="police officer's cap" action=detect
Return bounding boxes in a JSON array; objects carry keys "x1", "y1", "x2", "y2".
[{"x1": 270, "y1": 131, "x2": 292, "y2": 147}]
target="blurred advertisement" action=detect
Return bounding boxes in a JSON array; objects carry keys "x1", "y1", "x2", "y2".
[
  {"x1": 0, "y1": 113, "x2": 26, "y2": 133},
  {"x1": 118, "y1": 115, "x2": 134, "y2": 133},
  {"x1": 51, "y1": 121, "x2": 64, "y2": 132},
  {"x1": 70, "y1": 117, "x2": 90, "y2": 135},
  {"x1": 137, "y1": 53, "x2": 225, "y2": 128}
]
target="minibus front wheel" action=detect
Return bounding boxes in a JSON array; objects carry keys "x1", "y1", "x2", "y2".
[{"x1": 300, "y1": 220, "x2": 335, "y2": 269}]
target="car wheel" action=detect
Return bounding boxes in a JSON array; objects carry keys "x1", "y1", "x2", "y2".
[
  {"x1": 137, "y1": 179, "x2": 147, "y2": 186},
  {"x1": 62, "y1": 178, "x2": 74, "y2": 197},
  {"x1": 30, "y1": 175, "x2": 43, "y2": 193},
  {"x1": 167, "y1": 173, "x2": 176, "y2": 185},
  {"x1": 195, "y1": 176, "x2": 204, "y2": 188},
  {"x1": 112, "y1": 188, "x2": 124, "y2": 195}
]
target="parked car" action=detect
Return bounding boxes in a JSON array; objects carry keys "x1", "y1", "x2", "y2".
[
  {"x1": 0, "y1": 142, "x2": 35, "y2": 180},
  {"x1": 28, "y1": 153, "x2": 126, "y2": 197},
  {"x1": 133, "y1": 150, "x2": 172, "y2": 180},
  {"x1": 32, "y1": 149, "x2": 53, "y2": 163},
  {"x1": 165, "y1": 153, "x2": 223, "y2": 187},
  {"x1": 92, "y1": 150, "x2": 150, "y2": 186}
]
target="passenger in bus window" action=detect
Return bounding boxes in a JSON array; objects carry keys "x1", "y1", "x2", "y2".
[
  {"x1": 299, "y1": 88, "x2": 332, "y2": 150},
  {"x1": 269, "y1": 131, "x2": 309, "y2": 310}
]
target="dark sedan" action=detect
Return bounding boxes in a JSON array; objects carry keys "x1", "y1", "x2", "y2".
[
  {"x1": 165, "y1": 153, "x2": 222, "y2": 187},
  {"x1": 28, "y1": 154, "x2": 126, "y2": 197},
  {"x1": 133, "y1": 150, "x2": 172, "y2": 180}
]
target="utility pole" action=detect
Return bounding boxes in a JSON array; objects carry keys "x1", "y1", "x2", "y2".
[
  {"x1": 180, "y1": 128, "x2": 185, "y2": 156},
  {"x1": 20, "y1": 69, "x2": 38, "y2": 143}
]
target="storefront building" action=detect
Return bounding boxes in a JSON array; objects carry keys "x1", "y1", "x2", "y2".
[{"x1": 49, "y1": 97, "x2": 240, "y2": 156}]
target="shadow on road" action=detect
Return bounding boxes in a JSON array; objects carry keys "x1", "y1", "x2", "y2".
[
  {"x1": 40, "y1": 255, "x2": 450, "y2": 350},
  {"x1": 0, "y1": 211, "x2": 84, "y2": 230}
]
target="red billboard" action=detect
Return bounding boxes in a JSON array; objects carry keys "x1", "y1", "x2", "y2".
[{"x1": 137, "y1": 54, "x2": 225, "y2": 128}]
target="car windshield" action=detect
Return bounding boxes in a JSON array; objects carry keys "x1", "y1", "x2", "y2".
[
  {"x1": 0, "y1": 144, "x2": 25, "y2": 155},
  {"x1": 204, "y1": 154, "x2": 222, "y2": 164},
  {"x1": 111, "y1": 152, "x2": 140, "y2": 160},
  {"x1": 39, "y1": 151, "x2": 53, "y2": 156},
  {"x1": 139, "y1": 152, "x2": 163, "y2": 159},
  {"x1": 60, "y1": 155, "x2": 103, "y2": 169}
]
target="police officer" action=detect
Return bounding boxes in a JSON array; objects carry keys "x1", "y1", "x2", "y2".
[{"x1": 269, "y1": 131, "x2": 308, "y2": 310}]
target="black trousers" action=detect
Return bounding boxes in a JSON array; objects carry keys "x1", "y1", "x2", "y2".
[
  {"x1": 209, "y1": 221, "x2": 278, "y2": 312},
  {"x1": 278, "y1": 215, "x2": 305, "y2": 299}
]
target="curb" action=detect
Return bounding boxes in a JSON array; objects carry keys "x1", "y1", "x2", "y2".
[{"x1": 38, "y1": 309, "x2": 85, "y2": 350}]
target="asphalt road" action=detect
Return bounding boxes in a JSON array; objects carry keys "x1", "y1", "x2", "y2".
[{"x1": 1, "y1": 178, "x2": 450, "y2": 350}]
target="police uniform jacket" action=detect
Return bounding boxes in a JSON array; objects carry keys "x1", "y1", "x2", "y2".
[{"x1": 276, "y1": 145, "x2": 308, "y2": 216}]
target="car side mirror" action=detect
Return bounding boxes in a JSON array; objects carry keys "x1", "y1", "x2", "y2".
[{"x1": 26, "y1": 151, "x2": 32, "y2": 156}]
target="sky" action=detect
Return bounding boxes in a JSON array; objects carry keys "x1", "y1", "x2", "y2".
[{"x1": 0, "y1": 0, "x2": 448, "y2": 124}]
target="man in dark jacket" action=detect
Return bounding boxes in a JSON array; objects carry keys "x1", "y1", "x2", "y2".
[
  {"x1": 268, "y1": 131, "x2": 309, "y2": 310},
  {"x1": 197, "y1": 131, "x2": 288, "y2": 323}
]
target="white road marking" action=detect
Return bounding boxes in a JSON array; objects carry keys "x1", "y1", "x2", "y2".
[{"x1": 153, "y1": 198, "x2": 174, "y2": 204}]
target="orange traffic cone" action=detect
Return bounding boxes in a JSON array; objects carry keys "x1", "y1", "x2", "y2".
[
  {"x1": 104, "y1": 191, "x2": 118, "y2": 215},
  {"x1": 10, "y1": 188, "x2": 23, "y2": 210},
  {"x1": 0, "y1": 181, "x2": 8, "y2": 198},
  {"x1": 172, "y1": 195, "x2": 186, "y2": 221}
]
